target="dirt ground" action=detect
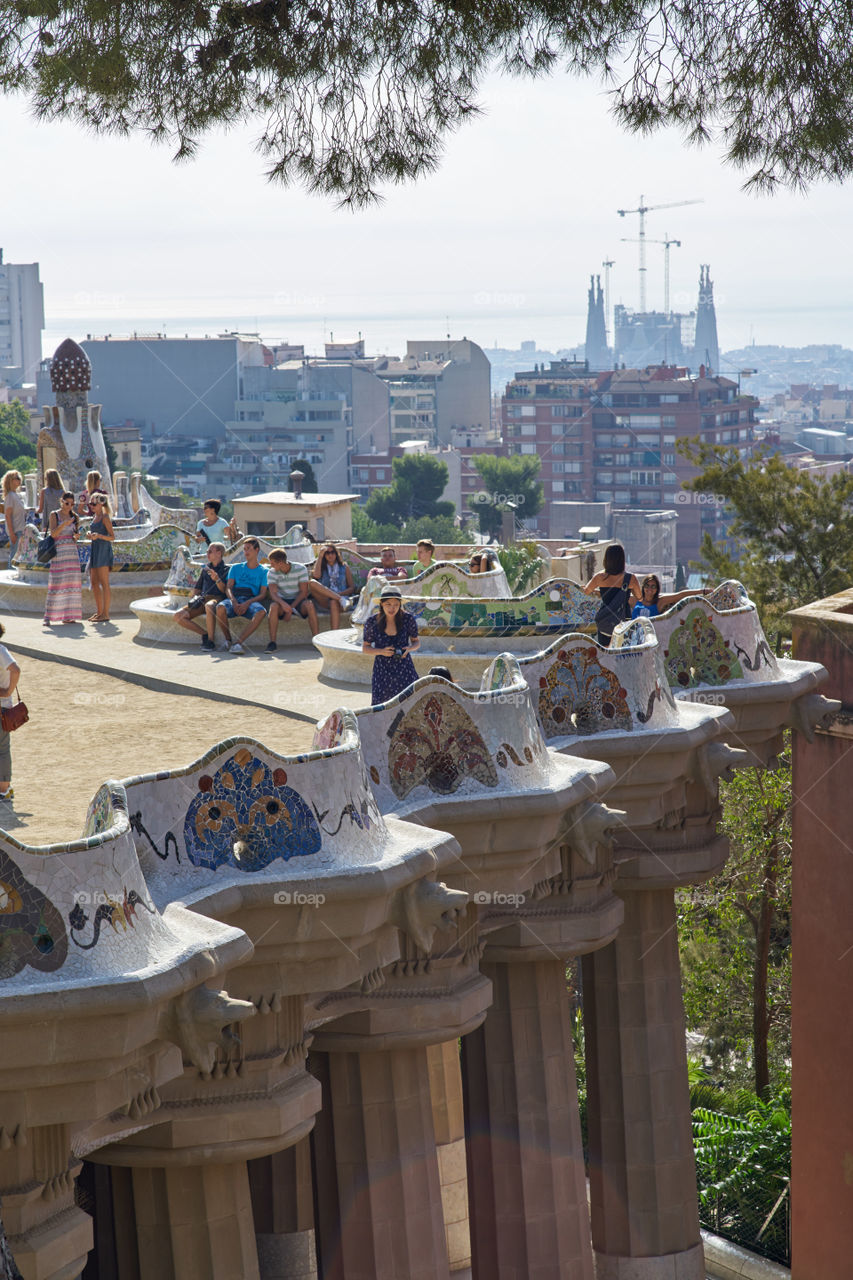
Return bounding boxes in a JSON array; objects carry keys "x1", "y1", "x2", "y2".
[{"x1": 4, "y1": 656, "x2": 316, "y2": 845}]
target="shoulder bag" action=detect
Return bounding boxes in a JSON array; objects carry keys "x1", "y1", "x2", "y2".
[
  {"x1": 1, "y1": 689, "x2": 29, "y2": 732},
  {"x1": 37, "y1": 533, "x2": 56, "y2": 564}
]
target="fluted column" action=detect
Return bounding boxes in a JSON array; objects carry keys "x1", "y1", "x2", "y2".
[
  {"x1": 583, "y1": 888, "x2": 704, "y2": 1280},
  {"x1": 462, "y1": 957, "x2": 593, "y2": 1280},
  {"x1": 427, "y1": 1040, "x2": 471, "y2": 1274},
  {"x1": 310, "y1": 1044, "x2": 450, "y2": 1280},
  {"x1": 132, "y1": 1161, "x2": 259, "y2": 1280}
]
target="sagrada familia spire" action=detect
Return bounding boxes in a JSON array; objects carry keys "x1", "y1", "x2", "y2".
[
  {"x1": 693, "y1": 264, "x2": 719, "y2": 374},
  {"x1": 584, "y1": 274, "x2": 609, "y2": 371}
]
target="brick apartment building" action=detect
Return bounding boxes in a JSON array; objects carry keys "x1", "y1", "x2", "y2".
[{"x1": 502, "y1": 361, "x2": 758, "y2": 561}]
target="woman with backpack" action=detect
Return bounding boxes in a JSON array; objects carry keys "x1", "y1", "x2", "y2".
[{"x1": 582, "y1": 543, "x2": 642, "y2": 646}]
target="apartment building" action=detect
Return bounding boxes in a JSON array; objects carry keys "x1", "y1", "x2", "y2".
[
  {"x1": 502, "y1": 361, "x2": 757, "y2": 560},
  {"x1": 0, "y1": 249, "x2": 44, "y2": 385}
]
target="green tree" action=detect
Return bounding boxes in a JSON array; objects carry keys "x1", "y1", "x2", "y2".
[
  {"x1": 471, "y1": 454, "x2": 544, "y2": 539},
  {"x1": 679, "y1": 747, "x2": 792, "y2": 1097},
  {"x1": 289, "y1": 459, "x2": 318, "y2": 492},
  {"x1": 3, "y1": 4, "x2": 851, "y2": 201},
  {"x1": 679, "y1": 439, "x2": 853, "y2": 642},
  {"x1": 365, "y1": 454, "x2": 453, "y2": 526},
  {"x1": 0, "y1": 400, "x2": 37, "y2": 475},
  {"x1": 675, "y1": 563, "x2": 687, "y2": 592},
  {"x1": 352, "y1": 504, "x2": 467, "y2": 546}
]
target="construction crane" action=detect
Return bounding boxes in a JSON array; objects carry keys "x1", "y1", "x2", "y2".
[
  {"x1": 620, "y1": 233, "x2": 681, "y2": 315},
  {"x1": 601, "y1": 258, "x2": 614, "y2": 347},
  {"x1": 617, "y1": 195, "x2": 703, "y2": 312}
]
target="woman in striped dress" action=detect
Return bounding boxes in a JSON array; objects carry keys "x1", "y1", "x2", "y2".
[{"x1": 43, "y1": 492, "x2": 82, "y2": 625}]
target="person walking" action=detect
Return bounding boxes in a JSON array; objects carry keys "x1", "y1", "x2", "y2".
[
  {"x1": 0, "y1": 622, "x2": 21, "y2": 803},
  {"x1": 88, "y1": 492, "x2": 115, "y2": 622},
  {"x1": 2, "y1": 471, "x2": 26, "y2": 568},
  {"x1": 362, "y1": 583, "x2": 420, "y2": 706},
  {"x1": 43, "y1": 492, "x2": 82, "y2": 625},
  {"x1": 582, "y1": 542, "x2": 642, "y2": 646}
]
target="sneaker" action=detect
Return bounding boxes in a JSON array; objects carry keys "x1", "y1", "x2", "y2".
[
  {"x1": 201, "y1": 635, "x2": 214, "y2": 650},
  {"x1": 229, "y1": 642, "x2": 245, "y2": 654},
  {"x1": 265, "y1": 641, "x2": 277, "y2": 652},
  {"x1": 0, "y1": 788, "x2": 13, "y2": 802}
]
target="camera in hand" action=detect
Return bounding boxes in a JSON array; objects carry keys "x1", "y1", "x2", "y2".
[{"x1": 393, "y1": 647, "x2": 405, "y2": 658}]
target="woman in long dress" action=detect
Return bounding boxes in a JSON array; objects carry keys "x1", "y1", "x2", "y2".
[{"x1": 43, "y1": 492, "x2": 82, "y2": 626}]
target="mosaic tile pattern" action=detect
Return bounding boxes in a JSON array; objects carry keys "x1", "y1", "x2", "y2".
[
  {"x1": 126, "y1": 732, "x2": 385, "y2": 885},
  {"x1": 663, "y1": 609, "x2": 744, "y2": 688},
  {"x1": 352, "y1": 562, "x2": 509, "y2": 623},
  {"x1": 649, "y1": 583, "x2": 779, "y2": 689},
  {"x1": 338, "y1": 666, "x2": 554, "y2": 816},
  {"x1": 184, "y1": 748, "x2": 323, "y2": 871},
  {"x1": 537, "y1": 646, "x2": 633, "y2": 737},
  {"x1": 511, "y1": 629, "x2": 681, "y2": 740},
  {"x1": 387, "y1": 691, "x2": 499, "y2": 800},
  {"x1": 14, "y1": 522, "x2": 193, "y2": 575},
  {"x1": 396, "y1": 579, "x2": 599, "y2": 636},
  {"x1": 0, "y1": 848, "x2": 68, "y2": 979}
]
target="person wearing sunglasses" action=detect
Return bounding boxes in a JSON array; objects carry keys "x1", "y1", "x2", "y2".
[{"x1": 88, "y1": 492, "x2": 115, "y2": 622}]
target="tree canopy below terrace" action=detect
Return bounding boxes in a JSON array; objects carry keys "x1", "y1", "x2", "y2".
[{"x1": 2, "y1": 2, "x2": 852, "y2": 203}]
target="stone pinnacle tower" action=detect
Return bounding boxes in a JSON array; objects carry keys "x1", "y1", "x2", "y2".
[
  {"x1": 584, "y1": 274, "x2": 609, "y2": 370},
  {"x1": 692, "y1": 264, "x2": 719, "y2": 374},
  {"x1": 36, "y1": 338, "x2": 110, "y2": 496}
]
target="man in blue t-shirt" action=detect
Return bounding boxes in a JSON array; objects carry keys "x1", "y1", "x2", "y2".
[{"x1": 209, "y1": 538, "x2": 268, "y2": 653}]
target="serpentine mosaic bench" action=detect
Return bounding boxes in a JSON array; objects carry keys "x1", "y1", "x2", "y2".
[{"x1": 351, "y1": 561, "x2": 510, "y2": 623}]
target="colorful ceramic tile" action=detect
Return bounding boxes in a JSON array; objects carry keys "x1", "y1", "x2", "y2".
[
  {"x1": 0, "y1": 849, "x2": 68, "y2": 979},
  {"x1": 387, "y1": 691, "x2": 499, "y2": 799},
  {"x1": 184, "y1": 747, "x2": 323, "y2": 870}
]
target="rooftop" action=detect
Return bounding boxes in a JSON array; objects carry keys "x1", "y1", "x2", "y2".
[{"x1": 231, "y1": 491, "x2": 355, "y2": 506}]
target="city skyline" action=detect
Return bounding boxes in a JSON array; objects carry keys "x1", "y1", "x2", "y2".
[{"x1": 3, "y1": 70, "x2": 853, "y2": 359}]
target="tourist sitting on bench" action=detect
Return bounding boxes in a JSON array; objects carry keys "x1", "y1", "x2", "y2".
[
  {"x1": 175, "y1": 542, "x2": 229, "y2": 648},
  {"x1": 265, "y1": 548, "x2": 318, "y2": 651},
  {"x1": 366, "y1": 546, "x2": 408, "y2": 581},
  {"x1": 208, "y1": 538, "x2": 268, "y2": 654}
]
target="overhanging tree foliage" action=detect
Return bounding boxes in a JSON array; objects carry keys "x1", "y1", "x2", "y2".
[
  {"x1": 679, "y1": 439, "x2": 853, "y2": 640},
  {"x1": 2, "y1": 3, "x2": 852, "y2": 202}
]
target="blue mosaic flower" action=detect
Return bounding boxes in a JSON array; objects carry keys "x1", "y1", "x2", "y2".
[{"x1": 184, "y1": 748, "x2": 322, "y2": 871}]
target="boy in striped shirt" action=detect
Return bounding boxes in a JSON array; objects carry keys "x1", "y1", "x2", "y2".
[{"x1": 266, "y1": 549, "x2": 319, "y2": 650}]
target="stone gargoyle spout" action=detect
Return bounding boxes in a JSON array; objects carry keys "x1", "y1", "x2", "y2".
[
  {"x1": 787, "y1": 692, "x2": 841, "y2": 743},
  {"x1": 161, "y1": 986, "x2": 257, "y2": 1074},
  {"x1": 691, "y1": 742, "x2": 749, "y2": 794},
  {"x1": 565, "y1": 801, "x2": 627, "y2": 866},
  {"x1": 390, "y1": 878, "x2": 469, "y2": 953}
]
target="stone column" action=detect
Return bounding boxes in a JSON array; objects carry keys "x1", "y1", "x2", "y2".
[
  {"x1": 462, "y1": 957, "x2": 593, "y2": 1280},
  {"x1": 0, "y1": 1124, "x2": 92, "y2": 1280},
  {"x1": 427, "y1": 1041, "x2": 471, "y2": 1274},
  {"x1": 131, "y1": 1160, "x2": 260, "y2": 1280},
  {"x1": 310, "y1": 1044, "x2": 450, "y2": 1280},
  {"x1": 583, "y1": 888, "x2": 705, "y2": 1280},
  {"x1": 248, "y1": 1140, "x2": 316, "y2": 1280}
]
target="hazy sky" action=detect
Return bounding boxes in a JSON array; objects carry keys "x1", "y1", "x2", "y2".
[{"x1": 2, "y1": 69, "x2": 852, "y2": 358}]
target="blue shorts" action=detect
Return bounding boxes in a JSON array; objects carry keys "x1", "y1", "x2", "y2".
[{"x1": 221, "y1": 600, "x2": 266, "y2": 619}]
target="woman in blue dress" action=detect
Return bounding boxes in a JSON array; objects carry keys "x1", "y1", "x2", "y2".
[{"x1": 362, "y1": 583, "x2": 420, "y2": 706}]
